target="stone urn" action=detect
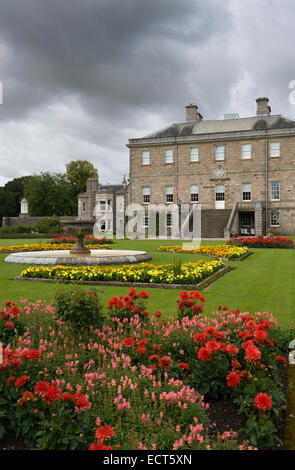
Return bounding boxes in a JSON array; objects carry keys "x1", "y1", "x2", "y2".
[{"x1": 61, "y1": 217, "x2": 95, "y2": 256}]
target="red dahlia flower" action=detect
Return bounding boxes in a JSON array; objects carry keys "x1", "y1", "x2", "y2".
[
  {"x1": 159, "y1": 356, "x2": 172, "y2": 370},
  {"x1": 123, "y1": 338, "x2": 134, "y2": 347},
  {"x1": 95, "y1": 425, "x2": 115, "y2": 442},
  {"x1": 253, "y1": 393, "x2": 272, "y2": 412},
  {"x1": 245, "y1": 344, "x2": 261, "y2": 363},
  {"x1": 197, "y1": 347, "x2": 211, "y2": 361},
  {"x1": 227, "y1": 371, "x2": 241, "y2": 388}
]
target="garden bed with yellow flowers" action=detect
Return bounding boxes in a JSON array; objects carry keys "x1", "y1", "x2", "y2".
[
  {"x1": 157, "y1": 245, "x2": 249, "y2": 261},
  {"x1": 17, "y1": 259, "x2": 228, "y2": 289},
  {"x1": 0, "y1": 243, "x2": 109, "y2": 253}
]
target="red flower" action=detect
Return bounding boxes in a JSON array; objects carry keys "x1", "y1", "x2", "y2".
[
  {"x1": 177, "y1": 362, "x2": 190, "y2": 371},
  {"x1": 9, "y1": 306, "x2": 21, "y2": 316},
  {"x1": 123, "y1": 338, "x2": 134, "y2": 347},
  {"x1": 135, "y1": 346, "x2": 147, "y2": 357},
  {"x1": 138, "y1": 339, "x2": 148, "y2": 347},
  {"x1": 73, "y1": 392, "x2": 92, "y2": 411},
  {"x1": 89, "y1": 442, "x2": 113, "y2": 450},
  {"x1": 139, "y1": 291, "x2": 149, "y2": 299},
  {"x1": 227, "y1": 371, "x2": 241, "y2": 388},
  {"x1": 193, "y1": 333, "x2": 208, "y2": 344},
  {"x1": 15, "y1": 375, "x2": 30, "y2": 389},
  {"x1": 206, "y1": 340, "x2": 220, "y2": 353},
  {"x1": 143, "y1": 330, "x2": 151, "y2": 336},
  {"x1": 155, "y1": 311, "x2": 161, "y2": 318},
  {"x1": 61, "y1": 392, "x2": 73, "y2": 401},
  {"x1": 159, "y1": 356, "x2": 172, "y2": 370},
  {"x1": 275, "y1": 355, "x2": 287, "y2": 364},
  {"x1": 227, "y1": 344, "x2": 239, "y2": 356},
  {"x1": 18, "y1": 391, "x2": 35, "y2": 407},
  {"x1": 254, "y1": 329, "x2": 267, "y2": 342},
  {"x1": 24, "y1": 350, "x2": 41, "y2": 360},
  {"x1": 245, "y1": 344, "x2": 261, "y2": 363},
  {"x1": 253, "y1": 393, "x2": 272, "y2": 412},
  {"x1": 149, "y1": 354, "x2": 160, "y2": 362},
  {"x1": 43, "y1": 385, "x2": 61, "y2": 404},
  {"x1": 197, "y1": 347, "x2": 211, "y2": 361},
  {"x1": 4, "y1": 321, "x2": 14, "y2": 330},
  {"x1": 95, "y1": 425, "x2": 115, "y2": 442},
  {"x1": 180, "y1": 291, "x2": 190, "y2": 300},
  {"x1": 34, "y1": 381, "x2": 49, "y2": 396}
]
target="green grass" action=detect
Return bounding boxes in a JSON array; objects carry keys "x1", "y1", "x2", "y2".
[{"x1": 0, "y1": 237, "x2": 295, "y2": 328}]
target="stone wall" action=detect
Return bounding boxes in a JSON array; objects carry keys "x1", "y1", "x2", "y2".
[{"x1": 2, "y1": 215, "x2": 77, "y2": 228}]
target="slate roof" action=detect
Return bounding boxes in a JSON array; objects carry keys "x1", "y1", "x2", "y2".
[{"x1": 140, "y1": 115, "x2": 295, "y2": 140}]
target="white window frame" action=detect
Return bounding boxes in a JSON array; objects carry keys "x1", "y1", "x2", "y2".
[
  {"x1": 270, "y1": 212, "x2": 280, "y2": 227},
  {"x1": 165, "y1": 149, "x2": 173, "y2": 164},
  {"x1": 242, "y1": 144, "x2": 251, "y2": 160},
  {"x1": 271, "y1": 181, "x2": 280, "y2": 201},
  {"x1": 215, "y1": 145, "x2": 225, "y2": 161},
  {"x1": 142, "y1": 187, "x2": 150, "y2": 204},
  {"x1": 165, "y1": 186, "x2": 174, "y2": 203},
  {"x1": 142, "y1": 151, "x2": 150, "y2": 165},
  {"x1": 166, "y1": 213, "x2": 173, "y2": 228},
  {"x1": 242, "y1": 183, "x2": 252, "y2": 201},
  {"x1": 190, "y1": 184, "x2": 199, "y2": 203},
  {"x1": 215, "y1": 184, "x2": 225, "y2": 201},
  {"x1": 100, "y1": 219, "x2": 106, "y2": 232},
  {"x1": 190, "y1": 147, "x2": 199, "y2": 162},
  {"x1": 270, "y1": 142, "x2": 280, "y2": 158},
  {"x1": 100, "y1": 200, "x2": 106, "y2": 212},
  {"x1": 142, "y1": 214, "x2": 149, "y2": 228}
]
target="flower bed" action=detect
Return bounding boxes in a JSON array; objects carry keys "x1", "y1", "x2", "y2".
[
  {"x1": 48, "y1": 235, "x2": 113, "y2": 245},
  {"x1": 158, "y1": 245, "x2": 249, "y2": 260},
  {"x1": 227, "y1": 236, "x2": 294, "y2": 249},
  {"x1": 0, "y1": 243, "x2": 109, "y2": 253},
  {"x1": 19, "y1": 260, "x2": 225, "y2": 286},
  {"x1": 0, "y1": 290, "x2": 292, "y2": 450}
]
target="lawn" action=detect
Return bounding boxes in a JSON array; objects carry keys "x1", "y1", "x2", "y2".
[{"x1": 0, "y1": 237, "x2": 295, "y2": 328}]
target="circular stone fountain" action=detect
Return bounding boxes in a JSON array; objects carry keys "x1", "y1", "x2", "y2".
[{"x1": 4, "y1": 217, "x2": 152, "y2": 266}]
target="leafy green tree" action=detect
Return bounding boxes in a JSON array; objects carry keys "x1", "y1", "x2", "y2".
[
  {"x1": 0, "y1": 188, "x2": 18, "y2": 225},
  {"x1": 66, "y1": 160, "x2": 98, "y2": 196},
  {"x1": 24, "y1": 172, "x2": 77, "y2": 216}
]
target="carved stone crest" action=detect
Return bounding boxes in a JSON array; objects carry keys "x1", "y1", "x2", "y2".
[{"x1": 213, "y1": 165, "x2": 227, "y2": 179}]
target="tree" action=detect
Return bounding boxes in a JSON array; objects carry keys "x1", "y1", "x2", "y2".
[
  {"x1": 24, "y1": 172, "x2": 77, "y2": 216},
  {"x1": 0, "y1": 188, "x2": 18, "y2": 225},
  {"x1": 66, "y1": 160, "x2": 98, "y2": 196}
]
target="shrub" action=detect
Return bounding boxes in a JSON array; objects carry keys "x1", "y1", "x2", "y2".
[
  {"x1": 36, "y1": 218, "x2": 61, "y2": 234},
  {"x1": 54, "y1": 288, "x2": 104, "y2": 330}
]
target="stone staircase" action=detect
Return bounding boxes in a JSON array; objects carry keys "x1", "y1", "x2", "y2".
[{"x1": 200, "y1": 209, "x2": 232, "y2": 239}]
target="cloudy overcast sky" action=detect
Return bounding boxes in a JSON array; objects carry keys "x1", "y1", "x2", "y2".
[{"x1": 0, "y1": 0, "x2": 295, "y2": 186}]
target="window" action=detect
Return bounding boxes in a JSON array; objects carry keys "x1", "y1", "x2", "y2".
[
  {"x1": 271, "y1": 182, "x2": 280, "y2": 201},
  {"x1": 190, "y1": 147, "x2": 199, "y2": 162},
  {"x1": 100, "y1": 200, "x2": 106, "y2": 212},
  {"x1": 165, "y1": 149, "x2": 173, "y2": 164},
  {"x1": 142, "y1": 187, "x2": 150, "y2": 204},
  {"x1": 100, "y1": 219, "x2": 106, "y2": 231},
  {"x1": 142, "y1": 151, "x2": 150, "y2": 165},
  {"x1": 107, "y1": 219, "x2": 112, "y2": 230},
  {"x1": 165, "y1": 186, "x2": 174, "y2": 203},
  {"x1": 82, "y1": 202, "x2": 86, "y2": 212},
  {"x1": 270, "y1": 142, "x2": 280, "y2": 158},
  {"x1": 241, "y1": 213, "x2": 251, "y2": 226},
  {"x1": 166, "y1": 213, "x2": 172, "y2": 227},
  {"x1": 190, "y1": 184, "x2": 199, "y2": 203},
  {"x1": 215, "y1": 184, "x2": 225, "y2": 201},
  {"x1": 242, "y1": 144, "x2": 251, "y2": 159},
  {"x1": 142, "y1": 215, "x2": 149, "y2": 228},
  {"x1": 242, "y1": 183, "x2": 251, "y2": 201},
  {"x1": 107, "y1": 200, "x2": 112, "y2": 211},
  {"x1": 216, "y1": 145, "x2": 225, "y2": 161},
  {"x1": 270, "y1": 212, "x2": 280, "y2": 227}
]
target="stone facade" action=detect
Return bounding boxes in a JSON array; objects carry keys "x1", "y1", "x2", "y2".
[
  {"x1": 127, "y1": 97, "x2": 295, "y2": 237},
  {"x1": 78, "y1": 177, "x2": 129, "y2": 236}
]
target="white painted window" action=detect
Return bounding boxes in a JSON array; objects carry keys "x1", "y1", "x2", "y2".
[
  {"x1": 216, "y1": 145, "x2": 225, "y2": 161},
  {"x1": 142, "y1": 187, "x2": 150, "y2": 204},
  {"x1": 142, "y1": 151, "x2": 150, "y2": 165},
  {"x1": 270, "y1": 212, "x2": 280, "y2": 227},
  {"x1": 270, "y1": 142, "x2": 280, "y2": 158},
  {"x1": 166, "y1": 213, "x2": 172, "y2": 227},
  {"x1": 242, "y1": 144, "x2": 251, "y2": 159},
  {"x1": 165, "y1": 186, "x2": 174, "y2": 203},
  {"x1": 215, "y1": 184, "x2": 225, "y2": 201},
  {"x1": 100, "y1": 200, "x2": 106, "y2": 212},
  {"x1": 190, "y1": 148, "x2": 199, "y2": 162},
  {"x1": 242, "y1": 183, "x2": 251, "y2": 201},
  {"x1": 271, "y1": 181, "x2": 280, "y2": 201},
  {"x1": 165, "y1": 149, "x2": 173, "y2": 164},
  {"x1": 142, "y1": 215, "x2": 149, "y2": 228},
  {"x1": 190, "y1": 184, "x2": 199, "y2": 202}
]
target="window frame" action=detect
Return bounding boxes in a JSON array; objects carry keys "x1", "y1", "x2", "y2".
[
  {"x1": 142, "y1": 187, "x2": 150, "y2": 204},
  {"x1": 142, "y1": 150, "x2": 151, "y2": 165},
  {"x1": 190, "y1": 147, "x2": 199, "y2": 163},
  {"x1": 270, "y1": 211, "x2": 280, "y2": 227},
  {"x1": 270, "y1": 181, "x2": 280, "y2": 201},
  {"x1": 165, "y1": 149, "x2": 174, "y2": 164},
  {"x1": 215, "y1": 184, "x2": 225, "y2": 201},
  {"x1": 215, "y1": 145, "x2": 225, "y2": 161},
  {"x1": 190, "y1": 184, "x2": 199, "y2": 203},
  {"x1": 270, "y1": 142, "x2": 280, "y2": 158},
  {"x1": 242, "y1": 143, "x2": 252, "y2": 160},
  {"x1": 242, "y1": 183, "x2": 252, "y2": 202},
  {"x1": 165, "y1": 186, "x2": 174, "y2": 204}
]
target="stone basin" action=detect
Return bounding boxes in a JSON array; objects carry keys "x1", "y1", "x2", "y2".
[{"x1": 4, "y1": 249, "x2": 152, "y2": 266}]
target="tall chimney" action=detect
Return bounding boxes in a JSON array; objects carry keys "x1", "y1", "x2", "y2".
[
  {"x1": 86, "y1": 177, "x2": 98, "y2": 193},
  {"x1": 185, "y1": 103, "x2": 203, "y2": 122},
  {"x1": 256, "y1": 97, "x2": 271, "y2": 116}
]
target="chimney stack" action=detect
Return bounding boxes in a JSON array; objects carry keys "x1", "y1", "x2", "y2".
[
  {"x1": 185, "y1": 103, "x2": 203, "y2": 122},
  {"x1": 256, "y1": 97, "x2": 271, "y2": 116},
  {"x1": 86, "y1": 177, "x2": 98, "y2": 193}
]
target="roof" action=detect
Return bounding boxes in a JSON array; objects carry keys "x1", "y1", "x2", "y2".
[
  {"x1": 96, "y1": 184, "x2": 127, "y2": 194},
  {"x1": 138, "y1": 115, "x2": 295, "y2": 140}
]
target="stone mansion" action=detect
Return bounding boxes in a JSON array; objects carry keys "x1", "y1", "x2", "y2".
[{"x1": 79, "y1": 97, "x2": 295, "y2": 238}]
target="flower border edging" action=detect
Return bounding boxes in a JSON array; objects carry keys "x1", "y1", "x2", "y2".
[{"x1": 14, "y1": 265, "x2": 232, "y2": 290}]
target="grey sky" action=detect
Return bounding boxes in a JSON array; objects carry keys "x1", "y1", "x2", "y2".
[{"x1": 0, "y1": 0, "x2": 295, "y2": 186}]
